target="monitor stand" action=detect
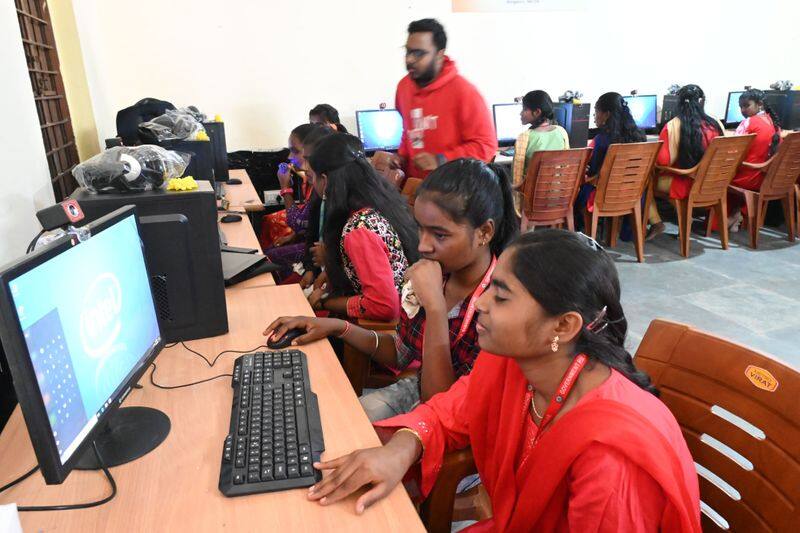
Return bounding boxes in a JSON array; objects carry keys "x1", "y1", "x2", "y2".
[{"x1": 74, "y1": 406, "x2": 170, "y2": 470}]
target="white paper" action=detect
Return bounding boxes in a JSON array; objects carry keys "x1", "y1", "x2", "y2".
[{"x1": 0, "y1": 504, "x2": 23, "y2": 533}]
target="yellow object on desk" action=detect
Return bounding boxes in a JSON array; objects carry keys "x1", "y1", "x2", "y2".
[
  {"x1": 167, "y1": 176, "x2": 199, "y2": 191},
  {"x1": 195, "y1": 130, "x2": 210, "y2": 141}
]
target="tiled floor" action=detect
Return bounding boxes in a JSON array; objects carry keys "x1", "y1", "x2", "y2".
[{"x1": 605, "y1": 217, "x2": 799, "y2": 369}]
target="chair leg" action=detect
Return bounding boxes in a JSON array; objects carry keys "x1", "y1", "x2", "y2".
[
  {"x1": 520, "y1": 215, "x2": 528, "y2": 233},
  {"x1": 748, "y1": 194, "x2": 761, "y2": 249},
  {"x1": 566, "y1": 209, "x2": 576, "y2": 232},
  {"x1": 632, "y1": 205, "x2": 645, "y2": 263},
  {"x1": 783, "y1": 192, "x2": 796, "y2": 242},
  {"x1": 718, "y1": 197, "x2": 730, "y2": 251},
  {"x1": 705, "y1": 210, "x2": 715, "y2": 237},
  {"x1": 675, "y1": 200, "x2": 689, "y2": 258},
  {"x1": 583, "y1": 208, "x2": 591, "y2": 235},
  {"x1": 795, "y1": 184, "x2": 800, "y2": 236},
  {"x1": 590, "y1": 210, "x2": 600, "y2": 241},
  {"x1": 609, "y1": 216, "x2": 621, "y2": 248},
  {"x1": 643, "y1": 182, "x2": 654, "y2": 235}
]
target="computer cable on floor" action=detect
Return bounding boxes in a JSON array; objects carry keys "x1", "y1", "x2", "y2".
[{"x1": 1, "y1": 442, "x2": 117, "y2": 512}]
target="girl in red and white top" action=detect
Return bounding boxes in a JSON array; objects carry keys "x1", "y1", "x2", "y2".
[
  {"x1": 647, "y1": 84, "x2": 724, "y2": 240},
  {"x1": 733, "y1": 89, "x2": 782, "y2": 190},
  {"x1": 306, "y1": 133, "x2": 419, "y2": 322}
]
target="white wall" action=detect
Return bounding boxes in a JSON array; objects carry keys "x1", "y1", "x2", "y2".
[
  {"x1": 0, "y1": 2, "x2": 56, "y2": 265},
  {"x1": 72, "y1": 0, "x2": 799, "y2": 151}
]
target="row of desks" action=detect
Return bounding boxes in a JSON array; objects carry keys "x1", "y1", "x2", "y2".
[{"x1": 0, "y1": 172, "x2": 423, "y2": 531}]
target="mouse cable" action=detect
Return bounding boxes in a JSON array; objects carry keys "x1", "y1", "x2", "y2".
[
  {"x1": 148, "y1": 362, "x2": 231, "y2": 390},
  {"x1": 177, "y1": 341, "x2": 269, "y2": 368}
]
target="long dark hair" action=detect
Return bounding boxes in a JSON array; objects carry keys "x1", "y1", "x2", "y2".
[
  {"x1": 417, "y1": 159, "x2": 518, "y2": 258},
  {"x1": 509, "y1": 230, "x2": 657, "y2": 395},
  {"x1": 739, "y1": 89, "x2": 782, "y2": 157},
  {"x1": 595, "y1": 92, "x2": 646, "y2": 144},
  {"x1": 675, "y1": 84, "x2": 723, "y2": 168},
  {"x1": 309, "y1": 104, "x2": 348, "y2": 134},
  {"x1": 308, "y1": 133, "x2": 419, "y2": 294},
  {"x1": 522, "y1": 90, "x2": 555, "y2": 129}
]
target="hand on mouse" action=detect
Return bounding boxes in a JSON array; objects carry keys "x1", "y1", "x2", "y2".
[{"x1": 263, "y1": 316, "x2": 345, "y2": 346}]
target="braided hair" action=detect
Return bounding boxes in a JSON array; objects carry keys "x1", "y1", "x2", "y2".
[
  {"x1": 595, "y1": 92, "x2": 646, "y2": 144},
  {"x1": 675, "y1": 84, "x2": 723, "y2": 168},
  {"x1": 509, "y1": 229, "x2": 658, "y2": 395},
  {"x1": 522, "y1": 90, "x2": 555, "y2": 130},
  {"x1": 739, "y1": 89, "x2": 782, "y2": 157}
]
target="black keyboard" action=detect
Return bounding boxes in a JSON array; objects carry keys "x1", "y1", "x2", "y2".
[{"x1": 219, "y1": 350, "x2": 324, "y2": 497}]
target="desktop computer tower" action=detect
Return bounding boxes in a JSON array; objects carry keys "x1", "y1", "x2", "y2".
[
  {"x1": 0, "y1": 344, "x2": 16, "y2": 431},
  {"x1": 203, "y1": 121, "x2": 230, "y2": 181},
  {"x1": 766, "y1": 90, "x2": 800, "y2": 130},
  {"x1": 660, "y1": 95, "x2": 680, "y2": 128},
  {"x1": 159, "y1": 139, "x2": 215, "y2": 183},
  {"x1": 553, "y1": 102, "x2": 591, "y2": 148},
  {"x1": 70, "y1": 182, "x2": 228, "y2": 342}
]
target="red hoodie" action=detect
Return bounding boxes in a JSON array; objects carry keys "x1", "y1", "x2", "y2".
[{"x1": 395, "y1": 56, "x2": 497, "y2": 178}]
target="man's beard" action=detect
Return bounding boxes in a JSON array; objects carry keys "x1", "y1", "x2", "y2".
[{"x1": 412, "y1": 62, "x2": 438, "y2": 87}]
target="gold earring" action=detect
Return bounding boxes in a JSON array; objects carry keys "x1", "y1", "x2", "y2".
[{"x1": 551, "y1": 335, "x2": 559, "y2": 352}]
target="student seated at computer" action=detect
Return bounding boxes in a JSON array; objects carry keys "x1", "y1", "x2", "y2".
[
  {"x1": 302, "y1": 133, "x2": 418, "y2": 321},
  {"x1": 309, "y1": 103, "x2": 348, "y2": 133},
  {"x1": 577, "y1": 92, "x2": 646, "y2": 235},
  {"x1": 265, "y1": 159, "x2": 517, "y2": 421},
  {"x1": 304, "y1": 230, "x2": 701, "y2": 531},
  {"x1": 511, "y1": 90, "x2": 570, "y2": 215},
  {"x1": 263, "y1": 123, "x2": 332, "y2": 282},
  {"x1": 646, "y1": 84, "x2": 724, "y2": 240}
]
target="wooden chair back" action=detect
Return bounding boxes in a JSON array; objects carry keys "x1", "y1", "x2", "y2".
[
  {"x1": 760, "y1": 131, "x2": 800, "y2": 197},
  {"x1": 689, "y1": 135, "x2": 754, "y2": 206},
  {"x1": 521, "y1": 148, "x2": 589, "y2": 228},
  {"x1": 594, "y1": 141, "x2": 661, "y2": 216},
  {"x1": 370, "y1": 151, "x2": 406, "y2": 189},
  {"x1": 635, "y1": 319, "x2": 800, "y2": 532},
  {"x1": 401, "y1": 177, "x2": 422, "y2": 206}
]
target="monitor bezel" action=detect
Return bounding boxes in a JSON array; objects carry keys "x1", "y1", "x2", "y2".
[
  {"x1": 0, "y1": 205, "x2": 164, "y2": 484},
  {"x1": 622, "y1": 94, "x2": 659, "y2": 132},
  {"x1": 355, "y1": 108, "x2": 403, "y2": 152},
  {"x1": 724, "y1": 91, "x2": 745, "y2": 129},
  {"x1": 492, "y1": 102, "x2": 524, "y2": 147}
]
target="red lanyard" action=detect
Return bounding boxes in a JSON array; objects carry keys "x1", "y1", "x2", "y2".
[
  {"x1": 453, "y1": 256, "x2": 497, "y2": 343},
  {"x1": 531, "y1": 353, "x2": 589, "y2": 446}
]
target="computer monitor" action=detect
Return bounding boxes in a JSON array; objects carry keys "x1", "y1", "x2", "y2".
[
  {"x1": 355, "y1": 109, "x2": 404, "y2": 151},
  {"x1": 623, "y1": 95, "x2": 658, "y2": 131},
  {"x1": 725, "y1": 91, "x2": 746, "y2": 126},
  {"x1": 0, "y1": 206, "x2": 168, "y2": 484},
  {"x1": 492, "y1": 103, "x2": 527, "y2": 147}
]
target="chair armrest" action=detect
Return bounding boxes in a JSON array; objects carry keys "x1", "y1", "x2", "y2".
[
  {"x1": 356, "y1": 318, "x2": 398, "y2": 331},
  {"x1": 655, "y1": 164, "x2": 698, "y2": 177},
  {"x1": 342, "y1": 319, "x2": 398, "y2": 395},
  {"x1": 741, "y1": 157, "x2": 774, "y2": 170},
  {"x1": 420, "y1": 448, "x2": 478, "y2": 533}
]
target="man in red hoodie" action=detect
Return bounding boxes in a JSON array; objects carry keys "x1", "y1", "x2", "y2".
[{"x1": 393, "y1": 19, "x2": 497, "y2": 179}]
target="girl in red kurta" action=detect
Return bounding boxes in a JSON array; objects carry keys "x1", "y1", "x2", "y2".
[
  {"x1": 305, "y1": 133, "x2": 419, "y2": 321},
  {"x1": 732, "y1": 89, "x2": 782, "y2": 190},
  {"x1": 647, "y1": 84, "x2": 724, "y2": 240},
  {"x1": 306, "y1": 230, "x2": 701, "y2": 532}
]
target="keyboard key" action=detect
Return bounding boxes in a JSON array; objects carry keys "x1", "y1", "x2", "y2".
[
  {"x1": 248, "y1": 472, "x2": 261, "y2": 483},
  {"x1": 299, "y1": 445, "x2": 310, "y2": 455},
  {"x1": 275, "y1": 464, "x2": 286, "y2": 479},
  {"x1": 261, "y1": 467, "x2": 273, "y2": 481},
  {"x1": 234, "y1": 473, "x2": 245, "y2": 484},
  {"x1": 300, "y1": 464, "x2": 312, "y2": 477},
  {"x1": 288, "y1": 466, "x2": 300, "y2": 478}
]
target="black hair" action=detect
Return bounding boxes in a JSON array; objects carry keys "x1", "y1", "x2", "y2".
[
  {"x1": 675, "y1": 84, "x2": 723, "y2": 168},
  {"x1": 308, "y1": 133, "x2": 419, "y2": 295},
  {"x1": 309, "y1": 104, "x2": 348, "y2": 134},
  {"x1": 290, "y1": 123, "x2": 317, "y2": 144},
  {"x1": 595, "y1": 92, "x2": 646, "y2": 144},
  {"x1": 509, "y1": 230, "x2": 658, "y2": 395},
  {"x1": 417, "y1": 159, "x2": 518, "y2": 258},
  {"x1": 522, "y1": 90, "x2": 555, "y2": 129},
  {"x1": 739, "y1": 89, "x2": 781, "y2": 157},
  {"x1": 408, "y1": 18, "x2": 447, "y2": 50},
  {"x1": 301, "y1": 124, "x2": 334, "y2": 152}
]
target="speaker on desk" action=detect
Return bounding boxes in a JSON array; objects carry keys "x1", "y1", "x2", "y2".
[{"x1": 203, "y1": 122, "x2": 230, "y2": 182}]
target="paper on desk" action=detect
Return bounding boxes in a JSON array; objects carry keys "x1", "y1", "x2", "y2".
[{"x1": 0, "y1": 504, "x2": 23, "y2": 533}]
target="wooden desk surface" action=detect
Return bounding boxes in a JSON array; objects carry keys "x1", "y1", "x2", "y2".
[
  {"x1": 225, "y1": 169, "x2": 265, "y2": 212},
  {"x1": 218, "y1": 205, "x2": 276, "y2": 290},
  {"x1": 0, "y1": 285, "x2": 423, "y2": 532}
]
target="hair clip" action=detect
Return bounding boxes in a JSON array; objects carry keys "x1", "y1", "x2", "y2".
[
  {"x1": 577, "y1": 232, "x2": 604, "y2": 252},
  {"x1": 587, "y1": 306, "x2": 608, "y2": 332}
]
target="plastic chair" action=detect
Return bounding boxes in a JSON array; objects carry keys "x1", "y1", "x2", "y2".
[
  {"x1": 520, "y1": 148, "x2": 590, "y2": 232},
  {"x1": 590, "y1": 141, "x2": 662, "y2": 262},
  {"x1": 649, "y1": 135, "x2": 754, "y2": 257},
  {"x1": 728, "y1": 131, "x2": 800, "y2": 248},
  {"x1": 635, "y1": 319, "x2": 800, "y2": 532},
  {"x1": 401, "y1": 178, "x2": 423, "y2": 207}
]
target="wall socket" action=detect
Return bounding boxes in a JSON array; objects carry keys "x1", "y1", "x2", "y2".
[{"x1": 263, "y1": 190, "x2": 283, "y2": 206}]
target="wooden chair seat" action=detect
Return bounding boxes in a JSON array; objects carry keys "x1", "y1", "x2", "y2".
[
  {"x1": 648, "y1": 135, "x2": 754, "y2": 257},
  {"x1": 520, "y1": 148, "x2": 590, "y2": 232},
  {"x1": 635, "y1": 319, "x2": 800, "y2": 531},
  {"x1": 727, "y1": 131, "x2": 800, "y2": 248},
  {"x1": 589, "y1": 141, "x2": 662, "y2": 262}
]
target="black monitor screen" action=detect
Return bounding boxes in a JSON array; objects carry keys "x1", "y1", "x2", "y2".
[
  {"x1": 2, "y1": 211, "x2": 161, "y2": 467},
  {"x1": 623, "y1": 95, "x2": 658, "y2": 130}
]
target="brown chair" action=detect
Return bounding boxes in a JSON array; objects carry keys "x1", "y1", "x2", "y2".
[
  {"x1": 728, "y1": 131, "x2": 800, "y2": 248},
  {"x1": 589, "y1": 141, "x2": 662, "y2": 262},
  {"x1": 341, "y1": 319, "x2": 400, "y2": 396},
  {"x1": 796, "y1": 181, "x2": 800, "y2": 235},
  {"x1": 401, "y1": 177, "x2": 423, "y2": 207},
  {"x1": 649, "y1": 135, "x2": 754, "y2": 257},
  {"x1": 635, "y1": 319, "x2": 800, "y2": 532},
  {"x1": 370, "y1": 151, "x2": 406, "y2": 190},
  {"x1": 520, "y1": 148, "x2": 590, "y2": 232}
]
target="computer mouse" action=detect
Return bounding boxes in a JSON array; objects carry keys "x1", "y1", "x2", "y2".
[
  {"x1": 220, "y1": 214, "x2": 243, "y2": 223},
  {"x1": 267, "y1": 328, "x2": 305, "y2": 350},
  {"x1": 227, "y1": 178, "x2": 243, "y2": 185}
]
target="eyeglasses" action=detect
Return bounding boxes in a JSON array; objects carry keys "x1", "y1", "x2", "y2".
[{"x1": 404, "y1": 49, "x2": 429, "y2": 60}]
